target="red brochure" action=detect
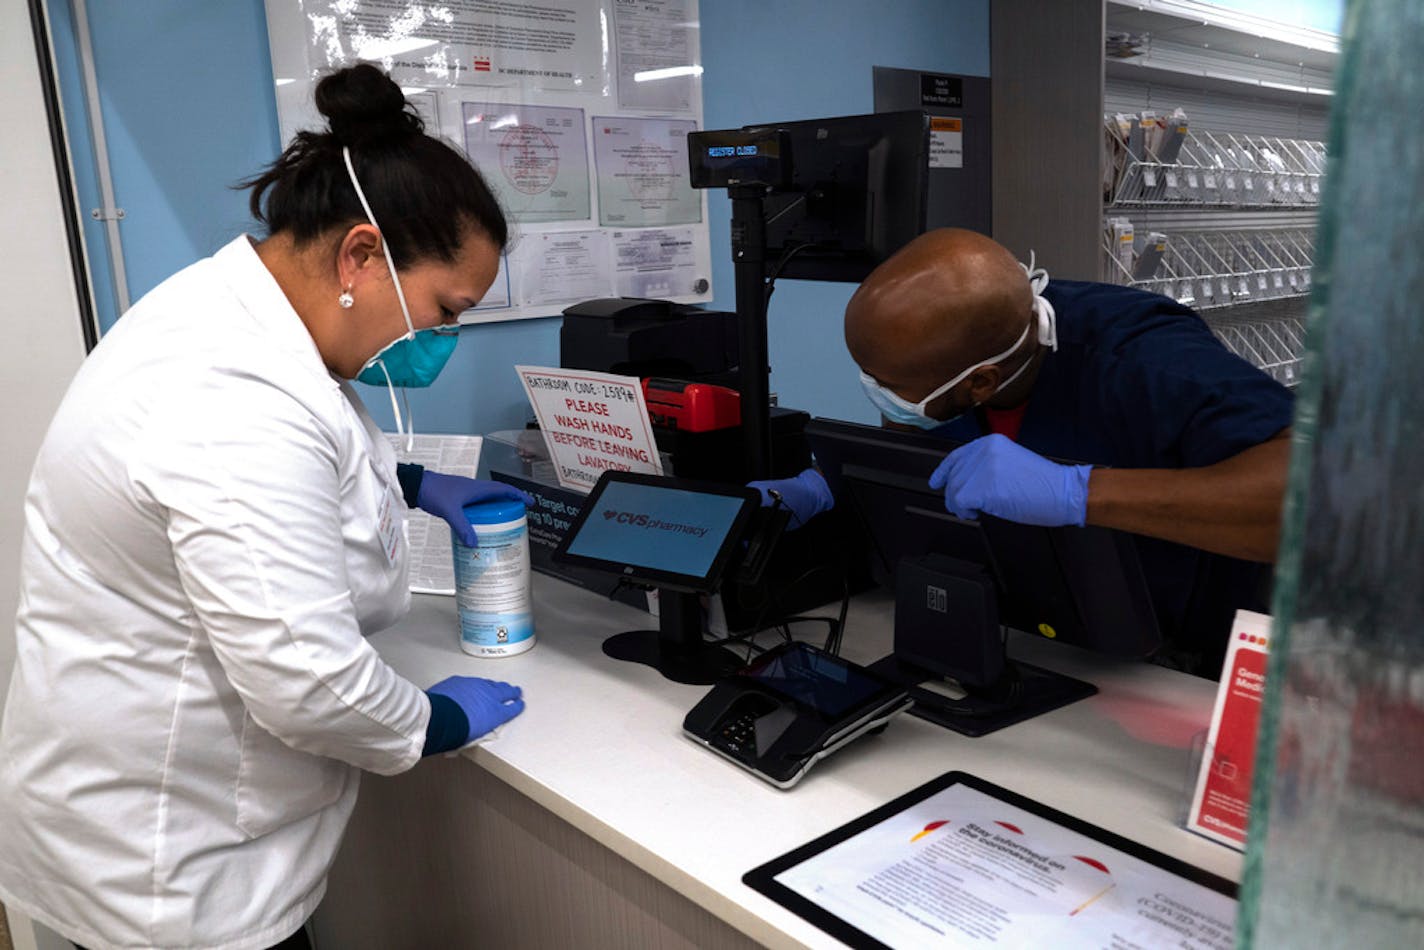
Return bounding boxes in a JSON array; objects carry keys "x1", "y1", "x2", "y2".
[{"x1": 1187, "y1": 609, "x2": 1272, "y2": 850}]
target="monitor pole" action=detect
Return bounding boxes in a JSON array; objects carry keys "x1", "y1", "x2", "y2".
[
  {"x1": 603, "y1": 588, "x2": 744, "y2": 685},
  {"x1": 728, "y1": 184, "x2": 772, "y2": 481}
]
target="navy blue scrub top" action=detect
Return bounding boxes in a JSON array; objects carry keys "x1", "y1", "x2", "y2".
[{"x1": 934, "y1": 280, "x2": 1295, "y2": 675}]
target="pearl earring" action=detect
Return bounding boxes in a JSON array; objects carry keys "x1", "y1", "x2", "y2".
[{"x1": 338, "y1": 287, "x2": 354, "y2": 309}]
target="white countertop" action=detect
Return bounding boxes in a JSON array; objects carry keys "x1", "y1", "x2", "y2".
[{"x1": 369, "y1": 575, "x2": 1242, "y2": 949}]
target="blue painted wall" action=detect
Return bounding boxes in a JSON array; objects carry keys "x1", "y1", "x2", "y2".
[
  {"x1": 50, "y1": 0, "x2": 989, "y2": 436},
  {"x1": 50, "y1": 2, "x2": 282, "y2": 332},
  {"x1": 700, "y1": 0, "x2": 989, "y2": 425},
  {"x1": 47, "y1": 1, "x2": 1346, "y2": 436}
]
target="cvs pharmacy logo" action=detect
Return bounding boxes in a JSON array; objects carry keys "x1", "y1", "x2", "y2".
[
  {"x1": 602, "y1": 509, "x2": 650, "y2": 527},
  {"x1": 599, "y1": 508, "x2": 711, "y2": 539}
]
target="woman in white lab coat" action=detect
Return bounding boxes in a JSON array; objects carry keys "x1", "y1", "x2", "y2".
[{"x1": 0, "y1": 64, "x2": 528, "y2": 950}]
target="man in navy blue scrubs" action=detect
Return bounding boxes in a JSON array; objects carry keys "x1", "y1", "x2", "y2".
[{"x1": 761, "y1": 228, "x2": 1294, "y2": 677}]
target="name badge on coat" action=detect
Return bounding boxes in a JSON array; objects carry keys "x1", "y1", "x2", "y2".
[{"x1": 375, "y1": 482, "x2": 402, "y2": 567}]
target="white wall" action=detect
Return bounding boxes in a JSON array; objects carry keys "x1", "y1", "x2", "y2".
[
  {"x1": 1, "y1": 5, "x2": 90, "y2": 945},
  {"x1": 0, "y1": 0, "x2": 90, "y2": 706}
]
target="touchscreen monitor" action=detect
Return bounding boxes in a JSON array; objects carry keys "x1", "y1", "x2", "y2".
[{"x1": 553, "y1": 471, "x2": 760, "y2": 594}]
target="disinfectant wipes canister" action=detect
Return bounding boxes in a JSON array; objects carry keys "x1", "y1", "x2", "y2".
[{"x1": 452, "y1": 498, "x2": 534, "y2": 656}]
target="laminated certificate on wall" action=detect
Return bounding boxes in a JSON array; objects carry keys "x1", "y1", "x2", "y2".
[{"x1": 745, "y1": 771, "x2": 1237, "y2": 950}]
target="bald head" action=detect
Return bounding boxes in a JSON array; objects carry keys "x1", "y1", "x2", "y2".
[{"x1": 845, "y1": 229, "x2": 1034, "y2": 405}]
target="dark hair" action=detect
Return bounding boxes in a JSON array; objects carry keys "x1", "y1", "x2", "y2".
[{"x1": 242, "y1": 63, "x2": 507, "y2": 266}]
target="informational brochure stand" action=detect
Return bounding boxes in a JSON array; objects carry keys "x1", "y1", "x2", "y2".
[{"x1": 1186, "y1": 609, "x2": 1273, "y2": 850}]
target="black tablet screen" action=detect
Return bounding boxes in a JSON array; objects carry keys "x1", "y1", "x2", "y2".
[{"x1": 740, "y1": 643, "x2": 891, "y2": 719}]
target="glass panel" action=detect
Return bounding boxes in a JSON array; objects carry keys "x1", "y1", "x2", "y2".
[{"x1": 1241, "y1": 2, "x2": 1424, "y2": 946}]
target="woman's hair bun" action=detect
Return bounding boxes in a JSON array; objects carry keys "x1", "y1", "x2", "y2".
[{"x1": 315, "y1": 63, "x2": 424, "y2": 147}]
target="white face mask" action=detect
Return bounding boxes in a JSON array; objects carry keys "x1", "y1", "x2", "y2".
[{"x1": 858, "y1": 254, "x2": 1058, "y2": 430}]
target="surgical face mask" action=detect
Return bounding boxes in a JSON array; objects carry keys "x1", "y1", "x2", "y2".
[
  {"x1": 858, "y1": 254, "x2": 1058, "y2": 430},
  {"x1": 343, "y1": 147, "x2": 460, "y2": 391},
  {"x1": 354, "y1": 327, "x2": 459, "y2": 389}
]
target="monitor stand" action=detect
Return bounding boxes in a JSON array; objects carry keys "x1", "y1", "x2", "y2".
[
  {"x1": 866, "y1": 653, "x2": 1097, "y2": 738},
  {"x1": 603, "y1": 588, "x2": 745, "y2": 685}
]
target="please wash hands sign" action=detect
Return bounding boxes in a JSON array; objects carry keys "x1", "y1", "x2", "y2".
[{"x1": 517, "y1": 365, "x2": 664, "y2": 492}]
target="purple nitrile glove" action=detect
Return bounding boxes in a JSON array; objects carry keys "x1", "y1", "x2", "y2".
[
  {"x1": 427, "y1": 675, "x2": 525, "y2": 745},
  {"x1": 928, "y1": 433, "x2": 1092, "y2": 527},
  {"x1": 415, "y1": 470, "x2": 535, "y2": 546},
  {"x1": 747, "y1": 467, "x2": 835, "y2": 530}
]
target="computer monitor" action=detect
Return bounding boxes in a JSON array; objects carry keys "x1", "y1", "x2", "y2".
[
  {"x1": 686, "y1": 110, "x2": 930, "y2": 480},
  {"x1": 766, "y1": 110, "x2": 929, "y2": 282},
  {"x1": 552, "y1": 471, "x2": 762, "y2": 685},
  {"x1": 689, "y1": 111, "x2": 931, "y2": 283},
  {"x1": 805, "y1": 418, "x2": 1163, "y2": 736}
]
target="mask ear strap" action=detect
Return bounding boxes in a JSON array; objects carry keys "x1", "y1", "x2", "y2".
[
  {"x1": 1021, "y1": 250, "x2": 1050, "y2": 293},
  {"x1": 1020, "y1": 249, "x2": 1057, "y2": 352},
  {"x1": 372, "y1": 359, "x2": 407, "y2": 453},
  {"x1": 982, "y1": 346, "x2": 1037, "y2": 402},
  {"x1": 1034, "y1": 295, "x2": 1058, "y2": 352},
  {"x1": 342, "y1": 147, "x2": 415, "y2": 340},
  {"x1": 400, "y1": 388, "x2": 415, "y2": 454}
]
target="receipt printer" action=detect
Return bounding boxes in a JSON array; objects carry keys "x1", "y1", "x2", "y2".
[
  {"x1": 560, "y1": 298, "x2": 739, "y2": 388},
  {"x1": 683, "y1": 642, "x2": 913, "y2": 789},
  {"x1": 642, "y1": 378, "x2": 741, "y2": 432}
]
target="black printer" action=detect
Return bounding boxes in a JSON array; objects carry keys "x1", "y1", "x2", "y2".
[{"x1": 560, "y1": 297, "x2": 740, "y2": 390}]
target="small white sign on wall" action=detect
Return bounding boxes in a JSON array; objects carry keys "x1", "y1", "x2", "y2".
[{"x1": 929, "y1": 116, "x2": 963, "y2": 169}]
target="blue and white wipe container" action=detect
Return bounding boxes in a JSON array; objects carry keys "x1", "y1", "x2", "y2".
[{"x1": 452, "y1": 498, "x2": 534, "y2": 657}]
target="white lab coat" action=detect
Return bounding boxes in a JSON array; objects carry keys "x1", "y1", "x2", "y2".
[{"x1": 0, "y1": 236, "x2": 430, "y2": 950}]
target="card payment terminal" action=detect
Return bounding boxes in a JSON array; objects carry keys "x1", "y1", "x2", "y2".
[{"x1": 683, "y1": 642, "x2": 913, "y2": 789}]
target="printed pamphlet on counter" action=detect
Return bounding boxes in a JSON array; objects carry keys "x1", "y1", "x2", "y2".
[
  {"x1": 384, "y1": 433, "x2": 483, "y2": 594},
  {"x1": 1187, "y1": 609, "x2": 1273, "y2": 850},
  {"x1": 516, "y1": 365, "x2": 663, "y2": 492}
]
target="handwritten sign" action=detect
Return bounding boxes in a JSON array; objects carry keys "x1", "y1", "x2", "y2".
[{"x1": 516, "y1": 365, "x2": 663, "y2": 492}]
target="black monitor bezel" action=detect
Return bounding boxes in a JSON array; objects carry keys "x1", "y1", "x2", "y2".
[
  {"x1": 805, "y1": 418, "x2": 1162, "y2": 659},
  {"x1": 745, "y1": 110, "x2": 931, "y2": 283},
  {"x1": 551, "y1": 470, "x2": 761, "y2": 595}
]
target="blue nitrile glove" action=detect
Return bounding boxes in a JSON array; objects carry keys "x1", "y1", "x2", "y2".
[
  {"x1": 747, "y1": 467, "x2": 835, "y2": 530},
  {"x1": 416, "y1": 470, "x2": 535, "y2": 547},
  {"x1": 928, "y1": 434, "x2": 1092, "y2": 527},
  {"x1": 423, "y1": 675, "x2": 525, "y2": 754}
]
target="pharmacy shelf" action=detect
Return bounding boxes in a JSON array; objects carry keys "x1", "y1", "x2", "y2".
[
  {"x1": 1100, "y1": 1, "x2": 1332, "y2": 375},
  {"x1": 1107, "y1": 128, "x2": 1324, "y2": 209},
  {"x1": 1203, "y1": 299, "x2": 1308, "y2": 387},
  {"x1": 1104, "y1": 225, "x2": 1314, "y2": 309},
  {"x1": 1107, "y1": 0, "x2": 1336, "y2": 103}
]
